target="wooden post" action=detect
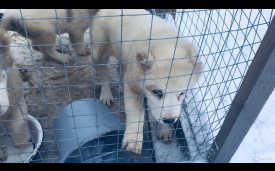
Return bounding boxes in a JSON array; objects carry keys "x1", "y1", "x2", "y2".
[{"x1": 206, "y1": 15, "x2": 275, "y2": 163}]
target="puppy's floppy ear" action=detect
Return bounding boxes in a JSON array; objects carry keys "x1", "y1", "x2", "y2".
[
  {"x1": 136, "y1": 48, "x2": 152, "y2": 72},
  {"x1": 190, "y1": 50, "x2": 202, "y2": 75},
  {"x1": 192, "y1": 60, "x2": 203, "y2": 74},
  {"x1": 186, "y1": 42, "x2": 202, "y2": 75}
]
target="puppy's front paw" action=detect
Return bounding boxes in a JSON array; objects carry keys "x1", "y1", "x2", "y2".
[
  {"x1": 122, "y1": 133, "x2": 143, "y2": 154},
  {"x1": 157, "y1": 128, "x2": 173, "y2": 144},
  {"x1": 100, "y1": 88, "x2": 114, "y2": 107},
  {"x1": 77, "y1": 46, "x2": 91, "y2": 56},
  {"x1": 61, "y1": 55, "x2": 75, "y2": 64},
  {"x1": 101, "y1": 98, "x2": 114, "y2": 107}
]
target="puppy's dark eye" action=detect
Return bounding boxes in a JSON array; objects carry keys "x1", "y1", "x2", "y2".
[
  {"x1": 152, "y1": 90, "x2": 163, "y2": 98},
  {"x1": 179, "y1": 92, "x2": 185, "y2": 96}
]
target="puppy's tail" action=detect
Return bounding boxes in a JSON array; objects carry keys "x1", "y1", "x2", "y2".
[
  {"x1": 0, "y1": 17, "x2": 12, "y2": 49},
  {"x1": 0, "y1": 12, "x2": 12, "y2": 54}
]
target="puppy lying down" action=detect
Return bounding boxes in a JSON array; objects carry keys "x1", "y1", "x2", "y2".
[{"x1": 91, "y1": 9, "x2": 202, "y2": 154}]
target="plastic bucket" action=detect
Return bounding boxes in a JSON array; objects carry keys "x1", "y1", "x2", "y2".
[
  {"x1": 53, "y1": 98, "x2": 134, "y2": 163},
  {"x1": 0, "y1": 114, "x2": 43, "y2": 163}
]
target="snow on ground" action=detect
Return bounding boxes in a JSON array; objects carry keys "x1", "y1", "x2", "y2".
[{"x1": 230, "y1": 89, "x2": 275, "y2": 163}]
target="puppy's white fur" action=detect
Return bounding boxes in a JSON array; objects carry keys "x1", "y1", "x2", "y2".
[
  {"x1": 91, "y1": 9, "x2": 202, "y2": 154},
  {"x1": 0, "y1": 71, "x2": 9, "y2": 115},
  {"x1": 0, "y1": 35, "x2": 31, "y2": 162},
  {"x1": 0, "y1": 9, "x2": 99, "y2": 63}
]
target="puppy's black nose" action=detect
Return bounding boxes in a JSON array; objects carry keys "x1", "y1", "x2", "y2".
[{"x1": 163, "y1": 118, "x2": 176, "y2": 124}]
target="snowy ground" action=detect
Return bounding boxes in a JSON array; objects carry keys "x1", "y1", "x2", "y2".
[
  {"x1": 0, "y1": 9, "x2": 274, "y2": 163},
  {"x1": 230, "y1": 89, "x2": 275, "y2": 163}
]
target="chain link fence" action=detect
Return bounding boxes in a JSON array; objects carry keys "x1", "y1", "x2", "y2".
[{"x1": 0, "y1": 9, "x2": 274, "y2": 163}]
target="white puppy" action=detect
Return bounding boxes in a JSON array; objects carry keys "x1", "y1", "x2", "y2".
[
  {"x1": 0, "y1": 9, "x2": 99, "y2": 63},
  {"x1": 0, "y1": 35, "x2": 31, "y2": 162},
  {"x1": 91, "y1": 9, "x2": 202, "y2": 154}
]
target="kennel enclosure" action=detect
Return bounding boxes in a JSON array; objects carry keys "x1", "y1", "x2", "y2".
[{"x1": 0, "y1": 9, "x2": 274, "y2": 163}]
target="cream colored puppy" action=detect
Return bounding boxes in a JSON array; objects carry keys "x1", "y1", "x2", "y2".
[
  {"x1": 0, "y1": 9, "x2": 99, "y2": 63},
  {"x1": 0, "y1": 35, "x2": 31, "y2": 162},
  {"x1": 91, "y1": 9, "x2": 202, "y2": 154}
]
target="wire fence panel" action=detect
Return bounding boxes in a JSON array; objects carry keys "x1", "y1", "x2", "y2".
[
  {"x1": 166, "y1": 9, "x2": 275, "y2": 163},
  {"x1": 0, "y1": 9, "x2": 274, "y2": 163}
]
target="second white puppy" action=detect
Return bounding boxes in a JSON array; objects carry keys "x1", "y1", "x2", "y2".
[
  {"x1": 0, "y1": 35, "x2": 31, "y2": 162},
  {"x1": 91, "y1": 9, "x2": 202, "y2": 154}
]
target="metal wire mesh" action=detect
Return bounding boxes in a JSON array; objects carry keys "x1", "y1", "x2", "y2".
[{"x1": 0, "y1": 9, "x2": 274, "y2": 163}]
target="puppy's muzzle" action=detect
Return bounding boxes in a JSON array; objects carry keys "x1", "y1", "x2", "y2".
[{"x1": 162, "y1": 117, "x2": 176, "y2": 124}]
